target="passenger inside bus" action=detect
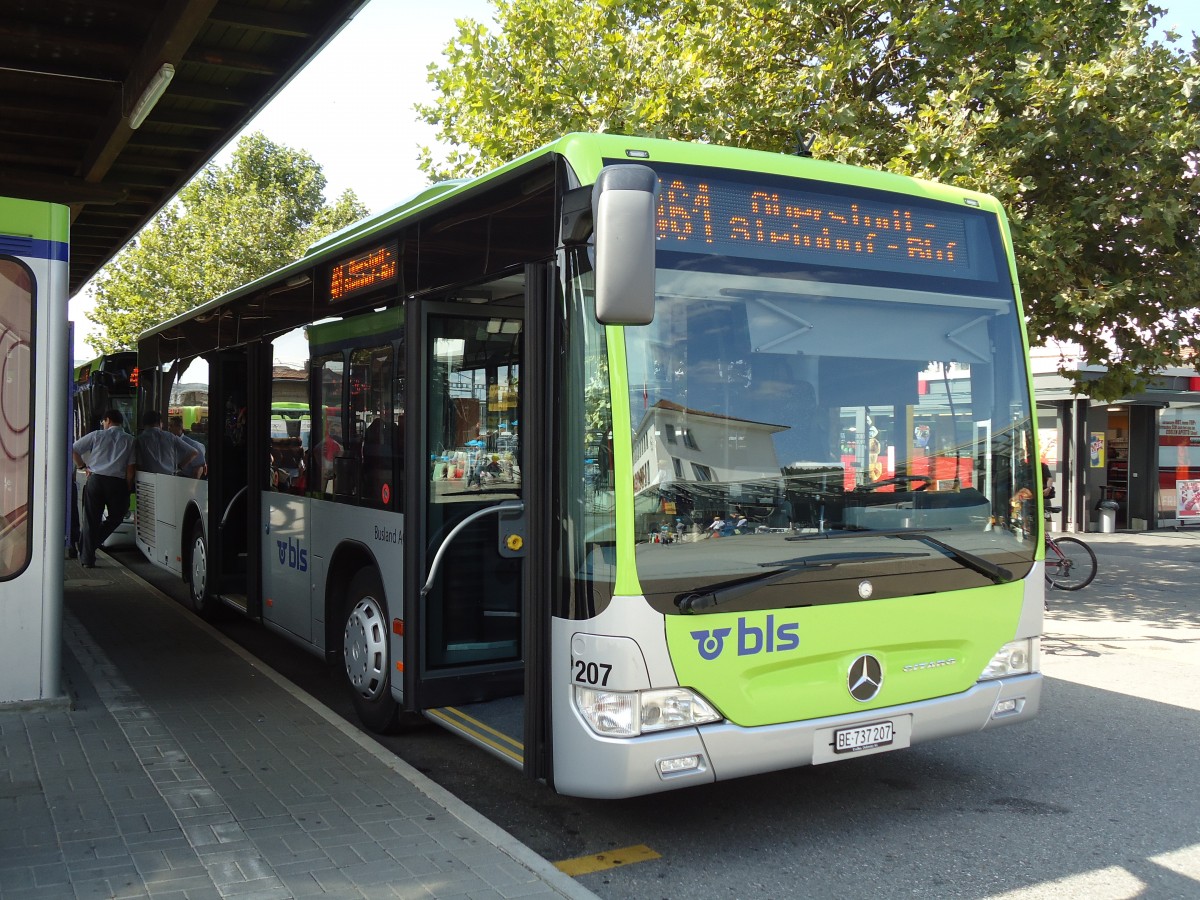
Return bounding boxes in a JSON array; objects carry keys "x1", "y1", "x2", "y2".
[
  {"x1": 270, "y1": 437, "x2": 305, "y2": 493},
  {"x1": 137, "y1": 410, "x2": 199, "y2": 476},
  {"x1": 168, "y1": 415, "x2": 207, "y2": 478}
]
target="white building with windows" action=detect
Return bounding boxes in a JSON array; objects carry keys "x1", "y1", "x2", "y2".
[{"x1": 631, "y1": 399, "x2": 785, "y2": 494}]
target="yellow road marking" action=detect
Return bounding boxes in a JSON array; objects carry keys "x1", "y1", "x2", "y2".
[{"x1": 554, "y1": 844, "x2": 661, "y2": 876}]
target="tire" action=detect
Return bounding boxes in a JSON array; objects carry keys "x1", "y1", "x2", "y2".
[
  {"x1": 187, "y1": 521, "x2": 220, "y2": 618},
  {"x1": 1045, "y1": 536, "x2": 1097, "y2": 591},
  {"x1": 342, "y1": 568, "x2": 401, "y2": 733}
]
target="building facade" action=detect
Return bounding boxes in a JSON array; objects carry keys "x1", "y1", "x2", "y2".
[{"x1": 1033, "y1": 346, "x2": 1200, "y2": 533}]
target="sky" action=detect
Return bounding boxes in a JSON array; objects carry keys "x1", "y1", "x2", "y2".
[
  {"x1": 218, "y1": 0, "x2": 495, "y2": 214},
  {"x1": 68, "y1": 0, "x2": 1200, "y2": 361}
]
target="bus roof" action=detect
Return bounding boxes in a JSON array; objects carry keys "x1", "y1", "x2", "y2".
[
  {"x1": 73, "y1": 350, "x2": 138, "y2": 384},
  {"x1": 138, "y1": 132, "x2": 1006, "y2": 346},
  {"x1": 299, "y1": 133, "x2": 1003, "y2": 263}
]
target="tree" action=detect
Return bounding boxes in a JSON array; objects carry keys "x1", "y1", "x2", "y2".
[
  {"x1": 87, "y1": 133, "x2": 368, "y2": 352},
  {"x1": 417, "y1": 0, "x2": 1200, "y2": 399}
]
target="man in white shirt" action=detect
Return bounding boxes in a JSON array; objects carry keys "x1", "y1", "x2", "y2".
[
  {"x1": 72, "y1": 408, "x2": 136, "y2": 568},
  {"x1": 137, "y1": 410, "x2": 199, "y2": 476},
  {"x1": 168, "y1": 415, "x2": 207, "y2": 478}
]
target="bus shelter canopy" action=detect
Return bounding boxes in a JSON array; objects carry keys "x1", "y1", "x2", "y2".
[{"x1": 0, "y1": 0, "x2": 368, "y2": 295}]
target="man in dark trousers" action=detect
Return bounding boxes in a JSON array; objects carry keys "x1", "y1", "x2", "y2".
[{"x1": 71, "y1": 408, "x2": 136, "y2": 568}]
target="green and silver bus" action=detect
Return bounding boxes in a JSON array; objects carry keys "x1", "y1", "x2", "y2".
[
  {"x1": 73, "y1": 352, "x2": 139, "y2": 435},
  {"x1": 134, "y1": 133, "x2": 1043, "y2": 798}
]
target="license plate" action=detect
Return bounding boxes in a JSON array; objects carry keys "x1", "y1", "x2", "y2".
[{"x1": 833, "y1": 720, "x2": 895, "y2": 754}]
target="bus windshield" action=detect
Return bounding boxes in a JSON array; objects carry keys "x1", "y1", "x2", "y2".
[{"x1": 623, "y1": 169, "x2": 1036, "y2": 614}]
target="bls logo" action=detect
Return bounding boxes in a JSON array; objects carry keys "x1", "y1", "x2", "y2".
[
  {"x1": 690, "y1": 615, "x2": 800, "y2": 661},
  {"x1": 276, "y1": 537, "x2": 308, "y2": 572},
  {"x1": 692, "y1": 627, "x2": 732, "y2": 661}
]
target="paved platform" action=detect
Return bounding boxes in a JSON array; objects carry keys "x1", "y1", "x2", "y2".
[{"x1": 0, "y1": 554, "x2": 596, "y2": 900}]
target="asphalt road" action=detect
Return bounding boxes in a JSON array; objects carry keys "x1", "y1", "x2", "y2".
[{"x1": 107, "y1": 529, "x2": 1200, "y2": 899}]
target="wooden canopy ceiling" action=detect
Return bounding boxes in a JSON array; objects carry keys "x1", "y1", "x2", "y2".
[{"x1": 1, "y1": 0, "x2": 368, "y2": 294}]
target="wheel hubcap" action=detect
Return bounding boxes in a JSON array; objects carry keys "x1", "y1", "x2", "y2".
[
  {"x1": 344, "y1": 596, "x2": 387, "y2": 700},
  {"x1": 190, "y1": 537, "x2": 207, "y2": 604}
]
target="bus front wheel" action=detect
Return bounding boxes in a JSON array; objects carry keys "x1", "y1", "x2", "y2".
[
  {"x1": 342, "y1": 568, "x2": 401, "y2": 733},
  {"x1": 187, "y1": 521, "x2": 218, "y2": 618}
]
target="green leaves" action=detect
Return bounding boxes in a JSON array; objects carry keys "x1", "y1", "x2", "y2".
[
  {"x1": 418, "y1": 0, "x2": 1200, "y2": 399},
  {"x1": 87, "y1": 133, "x2": 368, "y2": 353}
]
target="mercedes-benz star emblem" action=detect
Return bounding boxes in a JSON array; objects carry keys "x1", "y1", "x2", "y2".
[{"x1": 848, "y1": 654, "x2": 883, "y2": 702}]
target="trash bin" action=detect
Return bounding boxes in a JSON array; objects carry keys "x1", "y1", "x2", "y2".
[{"x1": 1097, "y1": 499, "x2": 1118, "y2": 534}]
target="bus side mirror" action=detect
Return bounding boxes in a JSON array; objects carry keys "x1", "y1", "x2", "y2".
[{"x1": 592, "y1": 165, "x2": 657, "y2": 325}]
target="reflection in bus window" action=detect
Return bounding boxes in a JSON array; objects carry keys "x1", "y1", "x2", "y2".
[
  {"x1": 354, "y1": 344, "x2": 394, "y2": 509},
  {"x1": 0, "y1": 259, "x2": 33, "y2": 578},
  {"x1": 169, "y1": 357, "x2": 210, "y2": 459},
  {"x1": 270, "y1": 328, "x2": 309, "y2": 494},
  {"x1": 428, "y1": 316, "x2": 521, "y2": 504},
  {"x1": 316, "y1": 355, "x2": 343, "y2": 497}
]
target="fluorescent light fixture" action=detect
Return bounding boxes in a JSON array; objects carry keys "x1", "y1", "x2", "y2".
[{"x1": 129, "y1": 63, "x2": 175, "y2": 129}]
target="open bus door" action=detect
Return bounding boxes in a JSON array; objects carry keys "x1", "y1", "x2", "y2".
[
  {"x1": 204, "y1": 347, "x2": 266, "y2": 617},
  {"x1": 409, "y1": 266, "x2": 553, "y2": 785}
]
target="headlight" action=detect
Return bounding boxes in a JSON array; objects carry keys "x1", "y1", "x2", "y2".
[
  {"x1": 574, "y1": 686, "x2": 721, "y2": 737},
  {"x1": 979, "y1": 639, "x2": 1037, "y2": 680}
]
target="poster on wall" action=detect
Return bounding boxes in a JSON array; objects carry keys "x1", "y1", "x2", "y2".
[
  {"x1": 1089, "y1": 432, "x2": 1105, "y2": 468},
  {"x1": 1178, "y1": 479, "x2": 1200, "y2": 520},
  {"x1": 1040, "y1": 433, "x2": 1058, "y2": 467},
  {"x1": 1159, "y1": 412, "x2": 1200, "y2": 465}
]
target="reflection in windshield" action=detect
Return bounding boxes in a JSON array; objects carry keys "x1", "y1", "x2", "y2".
[{"x1": 624, "y1": 261, "x2": 1037, "y2": 613}]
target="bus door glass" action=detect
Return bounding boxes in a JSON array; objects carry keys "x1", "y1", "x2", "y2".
[
  {"x1": 263, "y1": 327, "x2": 311, "y2": 640},
  {"x1": 422, "y1": 298, "x2": 524, "y2": 676}
]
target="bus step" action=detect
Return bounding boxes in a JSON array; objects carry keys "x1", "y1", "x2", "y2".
[
  {"x1": 425, "y1": 695, "x2": 524, "y2": 769},
  {"x1": 218, "y1": 593, "x2": 249, "y2": 615}
]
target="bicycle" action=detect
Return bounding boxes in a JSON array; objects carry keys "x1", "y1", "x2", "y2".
[{"x1": 1043, "y1": 506, "x2": 1097, "y2": 590}]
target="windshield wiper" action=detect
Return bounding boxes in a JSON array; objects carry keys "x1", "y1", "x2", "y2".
[
  {"x1": 884, "y1": 531, "x2": 1012, "y2": 584},
  {"x1": 676, "y1": 551, "x2": 927, "y2": 613},
  {"x1": 787, "y1": 526, "x2": 1012, "y2": 584}
]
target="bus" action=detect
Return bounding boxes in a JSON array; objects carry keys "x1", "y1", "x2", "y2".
[
  {"x1": 0, "y1": 195, "x2": 69, "y2": 706},
  {"x1": 72, "y1": 352, "x2": 139, "y2": 546},
  {"x1": 73, "y1": 351, "x2": 139, "y2": 435},
  {"x1": 133, "y1": 133, "x2": 1044, "y2": 798}
]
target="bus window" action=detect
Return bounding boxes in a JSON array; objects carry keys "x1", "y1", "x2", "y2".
[
  {"x1": 168, "y1": 357, "x2": 210, "y2": 456},
  {"x1": 352, "y1": 344, "x2": 395, "y2": 509},
  {"x1": 315, "y1": 354, "x2": 343, "y2": 497},
  {"x1": 270, "y1": 327, "x2": 308, "y2": 493}
]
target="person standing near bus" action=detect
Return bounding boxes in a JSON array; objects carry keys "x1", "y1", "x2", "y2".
[
  {"x1": 168, "y1": 414, "x2": 207, "y2": 478},
  {"x1": 137, "y1": 410, "x2": 199, "y2": 475},
  {"x1": 71, "y1": 408, "x2": 136, "y2": 568}
]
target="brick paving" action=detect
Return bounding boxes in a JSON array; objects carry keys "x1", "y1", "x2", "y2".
[{"x1": 0, "y1": 557, "x2": 594, "y2": 900}]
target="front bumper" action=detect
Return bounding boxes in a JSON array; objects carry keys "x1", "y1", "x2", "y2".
[{"x1": 551, "y1": 673, "x2": 1042, "y2": 799}]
